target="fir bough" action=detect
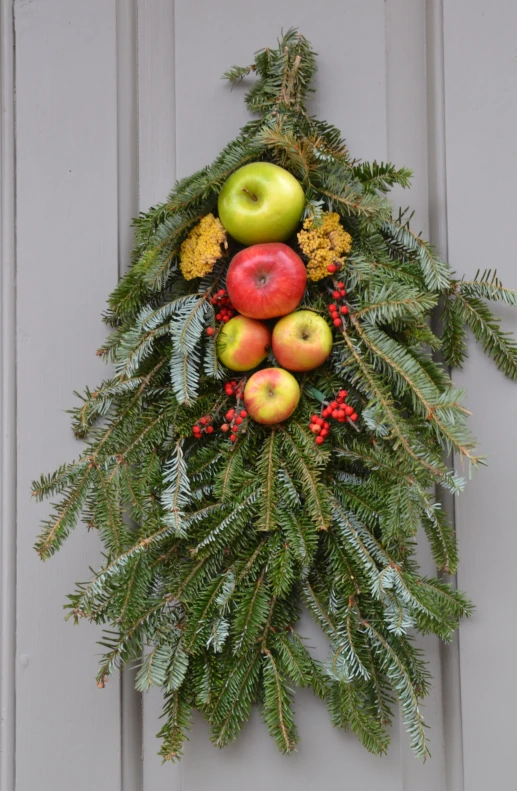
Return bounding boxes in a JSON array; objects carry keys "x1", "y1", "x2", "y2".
[{"x1": 34, "y1": 30, "x2": 517, "y2": 761}]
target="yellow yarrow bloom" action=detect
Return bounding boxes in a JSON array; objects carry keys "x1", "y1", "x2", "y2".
[
  {"x1": 179, "y1": 214, "x2": 227, "y2": 280},
  {"x1": 297, "y1": 212, "x2": 352, "y2": 282}
]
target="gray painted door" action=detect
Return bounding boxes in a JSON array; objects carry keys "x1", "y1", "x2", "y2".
[{"x1": 1, "y1": 1, "x2": 516, "y2": 789}]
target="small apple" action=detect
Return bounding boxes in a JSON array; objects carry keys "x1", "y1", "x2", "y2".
[
  {"x1": 216, "y1": 315, "x2": 271, "y2": 372},
  {"x1": 226, "y1": 243, "x2": 307, "y2": 320},
  {"x1": 217, "y1": 162, "x2": 305, "y2": 246},
  {"x1": 244, "y1": 367, "x2": 300, "y2": 425},
  {"x1": 272, "y1": 310, "x2": 333, "y2": 372}
]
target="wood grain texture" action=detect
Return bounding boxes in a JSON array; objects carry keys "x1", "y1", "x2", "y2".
[
  {"x1": 14, "y1": 2, "x2": 122, "y2": 789},
  {"x1": 444, "y1": 1, "x2": 517, "y2": 789},
  {"x1": 0, "y1": 1, "x2": 16, "y2": 789}
]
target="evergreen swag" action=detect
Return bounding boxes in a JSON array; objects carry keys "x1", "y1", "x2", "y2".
[{"x1": 33, "y1": 30, "x2": 517, "y2": 762}]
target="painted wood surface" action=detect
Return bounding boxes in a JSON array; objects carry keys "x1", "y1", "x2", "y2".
[
  {"x1": 444, "y1": 1, "x2": 517, "y2": 788},
  {"x1": 14, "y1": 2, "x2": 122, "y2": 789},
  {"x1": 3, "y1": 0, "x2": 516, "y2": 789}
]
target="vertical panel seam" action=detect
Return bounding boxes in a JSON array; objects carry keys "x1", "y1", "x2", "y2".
[
  {"x1": 172, "y1": 0, "x2": 177, "y2": 185},
  {"x1": 0, "y1": 1, "x2": 17, "y2": 790},
  {"x1": 116, "y1": 1, "x2": 143, "y2": 790},
  {"x1": 383, "y1": 0, "x2": 391, "y2": 163},
  {"x1": 171, "y1": 14, "x2": 182, "y2": 789},
  {"x1": 425, "y1": 1, "x2": 465, "y2": 789}
]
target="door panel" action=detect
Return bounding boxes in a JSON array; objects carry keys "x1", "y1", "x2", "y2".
[{"x1": 11, "y1": 1, "x2": 516, "y2": 789}]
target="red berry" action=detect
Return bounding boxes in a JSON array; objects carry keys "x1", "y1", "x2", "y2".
[
  {"x1": 192, "y1": 426, "x2": 201, "y2": 434},
  {"x1": 350, "y1": 413, "x2": 358, "y2": 422},
  {"x1": 223, "y1": 316, "x2": 230, "y2": 323},
  {"x1": 240, "y1": 410, "x2": 247, "y2": 418},
  {"x1": 337, "y1": 282, "x2": 345, "y2": 289},
  {"x1": 311, "y1": 415, "x2": 319, "y2": 424},
  {"x1": 315, "y1": 435, "x2": 325, "y2": 444},
  {"x1": 340, "y1": 289, "x2": 347, "y2": 297},
  {"x1": 226, "y1": 409, "x2": 235, "y2": 420},
  {"x1": 332, "y1": 290, "x2": 341, "y2": 299},
  {"x1": 337, "y1": 409, "x2": 345, "y2": 420},
  {"x1": 230, "y1": 433, "x2": 237, "y2": 442},
  {"x1": 216, "y1": 313, "x2": 222, "y2": 321},
  {"x1": 333, "y1": 318, "x2": 342, "y2": 327},
  {"x1": 206, "y1": 327, "x2": 215, "y2": 337},
  {"x1": 221, "y1": 423, "x2": 230, "y2": 432},
  {"x1": 327, "y1": 263, "x2": 338, "y2": 274},
  {"x1": 339, "y1": 389, "x2": 348, "y2": 398},
  {"x1": 200, "y1": 417, "x2": 207, "y2": 425},
  {"x1": 206, "y1": 426, "x2": 214, "y2": 434},
  {"x1": 323, "y1": 422, "x2": 330, "y2": 429},
  {"x1": 328, "y1": 304, "x2": 337, "y2": 312},
  {"x1": 332, "y1": 409, "x2": 339, "y2": 419},
  {"x1": 320, "y1": 429, "x2": 329, "y2": 438},
  {"x1": 340, "y1": 305, "x2": 349, "y2": 315},
  {"x1": 315, "y1": 417, "x2": 324, "y2": 426},
  {"x1": 218, "y1": 289, "x2": 226, "y2": 296},
  {"x1": 312, "y1": 424, "x2": 321, "y2": 434},
  {"x1": 344, "y1": 405, "x2": 354, "y2": 416},
  {"x1": 235, "y1": 416, "x2": 243, "y2": 425},
  {"x1": 322, "y1": 408, "x2": 330, "y2": 417},
  {"x1": 330, "y1": 401, "x2": 338, "y2": 409}
]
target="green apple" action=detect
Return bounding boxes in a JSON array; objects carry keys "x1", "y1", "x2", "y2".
[
  {"x1": 216, "y1": 315, "x2": 271, "y2": 371},
  {"x1": 272, "y1": 310, "x2": 333, "y2": 372},
  {"x1": 217, "y1": 162, "x2": 305, "y2": 245},
  {"x1": 243, "y1": 367, "x2": 300, "y2": 425}
]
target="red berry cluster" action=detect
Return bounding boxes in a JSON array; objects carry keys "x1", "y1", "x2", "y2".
[
  {"x1": 224, "y1": 379, "x2": 244, "y2": 399},
  {"x1": 328, "y1": 282, "x2": 348, "y2": 327},
  {"x1": 309, "y1": 415, "x2": 331, "y2": 445},
  {"x1": 192, "y1": 415, "x2": 215, "y2": 438},
  {"x1": 308, "y1": 389, "x2": 358, "y2": 444},
  {"x1": 210, "y1": 289, "x2": 236, "y2": 323},
  {"x1": 221, "y1": 408, "x2": 248, "y2": 443}
]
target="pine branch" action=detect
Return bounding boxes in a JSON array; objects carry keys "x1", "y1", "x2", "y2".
[{"x1": 262, "y1": 650, "x2": 298, "y2": 754}]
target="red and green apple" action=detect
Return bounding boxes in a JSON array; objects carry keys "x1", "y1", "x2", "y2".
[
  {"x1": 226, "y1": 242, "x2": 307, "y2": 320},
  {"x1": 216, "y1": 315, "x2": 271, "y2": 372},
  {"x1": 244, "y1": 367, "x2": 300, "y2": 425},
  {"x1": 217, "y1": 162, "x2": 306, "y2": 246},
  {"x1": 272, "y1": 310, "x2": 333, "y2": 372}
]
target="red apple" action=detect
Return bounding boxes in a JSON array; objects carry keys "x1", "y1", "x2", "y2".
[
  {"x1": 244, "y1": 368, "x2": 300, "y2": 425},
  {"x1": 226, "y1": 243, "x2": 307, "y2": 320},
  {"x1": 272, "y1": 310, "x2": 333, "y2": 372},
  {"x1": 216, "y1": 315, "x2": 271, "y2": 371}
]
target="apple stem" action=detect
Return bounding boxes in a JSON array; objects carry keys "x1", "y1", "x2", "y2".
[{"x1": 241, "y1": 188, "x2": 258, "y2": 202}]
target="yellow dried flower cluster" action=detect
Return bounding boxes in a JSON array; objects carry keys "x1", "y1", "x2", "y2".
[
  {"x1": 179, "y1": 214, "x2": 228, "y2": 280},
  {"x1": 297, "y1": 212, "x2": 352, "y2": 282}
]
